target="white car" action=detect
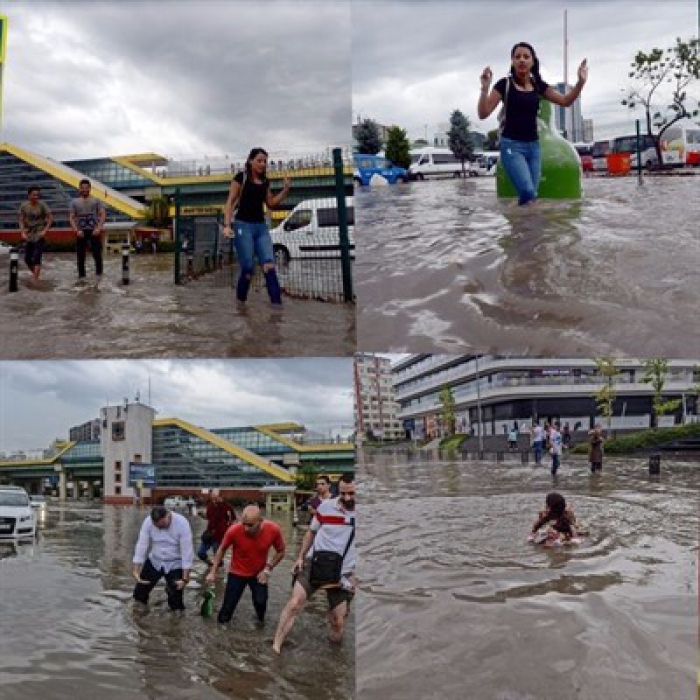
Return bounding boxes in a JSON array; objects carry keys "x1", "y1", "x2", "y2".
[
  {"x1": 0, "y1": 486, "x2": 37, "y2": 540},
  {"x1": 271, "y1": 197, "x2": 355, "y2": 263},
  {"x1": 0, "y1": 241, "x2": 14, "y2": 255},
  {"x1": 163, "y1": 496, "x2": 196, "y2": 509}
]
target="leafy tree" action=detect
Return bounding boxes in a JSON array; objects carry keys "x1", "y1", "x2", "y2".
[
  {"x1": 593, "y1": 358, "x2": 620, "y2": 430},
  {"x1": 622, "y1": 37, "x2": 700, "y2": 167},
  {"x1": 642, "y1": 359, "x2": 682, "y2": 428},
  {"x1": 439, "y1": 385, "x2": 456, "y2": 436},
  {"x1": 385, "y1": 126, "x2": 411, "y2": 169},
  {"x1": 145, "y1": 195, "x2": 171, "y2": 228},
  {"x1": 356, "y1": 118, "x2": 382, "y2": 154},
  {"x1": 295, "y1": 461, "x2": 318, "y2": 491},
  {"x1": 486, "y1": 129, "x2": 500, "y2": 150},
  {"x1": 447, "y1": 110, "x2": 475, "y2": 175}
]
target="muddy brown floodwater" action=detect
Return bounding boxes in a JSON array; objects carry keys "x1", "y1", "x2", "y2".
[
  {"x1": 0, "y1": 254, "x2": 355, "y2": 358},
  {"x1": 356, "y1": 454, "x2": 698, "y2": 700},
  {"x1": 0, "y1": 503, "x2": 354, "y2": 700},
  {"x1": 356, "y1": 177, "x2": 700, "y2": 355}
]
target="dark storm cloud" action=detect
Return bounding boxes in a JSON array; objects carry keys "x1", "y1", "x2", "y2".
[
  {"x1": 352, "y1": 0, "x2": 697, "y2": 140},
  {"x1": 0, "y1": 359, "x2": 354, "y2": 451},
  {"x1": 3, "y1": 1, "x2": 351, "y2": 159}
]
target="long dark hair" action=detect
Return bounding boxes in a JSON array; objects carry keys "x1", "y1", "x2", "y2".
[
  {"x1": 245, "y1": 147, "x2": 269, "y2": 182},
  {"x1": 509, "y1": 42, "x2": 547, "y2": 94}
]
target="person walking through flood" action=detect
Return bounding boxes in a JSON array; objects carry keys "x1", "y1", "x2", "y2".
[
  {"x1": 548, "y1": 421, "x2": 563, "y2": 476},
  {"x1": 588, "y1": 424, "x2": 605, "y2": 473},
  {"x1": 477, "y1": 42, "x2": 588, "y2": 205},
  {"x1": 531, "y1": 420, "x2": 545, "y2": 465},
  {"x1": 223, "y1": 148, "x2": 291, "y2": 307},
  {"x1": 69, "y1": 179, "x2": 106, "y2": 279},
  {"x1": 19, "y1": 186, "x2": 53, "y2": 282},
  {"x1": 205, "y1": 504, "x2": 285, "y2": 624},
  {"x1": 197, "y1": 491, "x2": 236, "y2": 566},
  {"x1": 272, "y1": 474, "x2": 356, "y2": 654},
  {"x1": 132, "y1": 505, "x2": 194, "y2": 611}
]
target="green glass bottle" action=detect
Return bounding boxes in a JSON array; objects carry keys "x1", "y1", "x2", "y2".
[
  {"x1": 200, "y1": 588, "x2": 215, "y2": 617},
  {"x1": 497, "y1": 99, "x2": 582, "y2": 199}
]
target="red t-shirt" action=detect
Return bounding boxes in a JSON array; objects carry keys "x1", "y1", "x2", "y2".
[{"x1": 220, "y1": 521, "x2": 285, "y2": 577}]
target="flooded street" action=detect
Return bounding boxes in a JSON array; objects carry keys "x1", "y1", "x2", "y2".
[
  {"x1": 356, "y1": 177, "x2": 700, "y2": 354},
  {"x1": 0, "y1": 254, "x2": 355, "y2": 358},
  {"x1": 356, "y1": 455, "x2": 698, "y2": 700},
  {"x1": 0, "y1": 503, "x2": 354, "y2": 700}
]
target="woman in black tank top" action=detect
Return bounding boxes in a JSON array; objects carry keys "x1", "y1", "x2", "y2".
[
  {"x1": 223, "y1": 148, "x2": 291, "y2": 306},
  {"x1": 477, "y1": 42, "x2": 588, "y2": 205}
]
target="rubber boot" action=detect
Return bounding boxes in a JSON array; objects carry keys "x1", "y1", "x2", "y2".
[{"x1": 264, "y1": 268, "x2": 282, "y2": 306}]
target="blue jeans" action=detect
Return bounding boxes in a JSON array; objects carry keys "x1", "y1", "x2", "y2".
[
  {"x1": 232, "y1": 219, "x2": 281, "y2": 304},
  {"x1": 197, "y1": 538, "x2": 219, "y2": 562},
  {"x1": 217, "y1": 573, "x2": 269, "y2": 623},
  {"x1": 551, "y1": 453, "x2": 561, "y2": 476},
  {"x1": 533, "y1": 440, "x2": 544, "y2": 465},
  {"x1": 500, "y1": 137, "x2": 541, "y2": 205}
]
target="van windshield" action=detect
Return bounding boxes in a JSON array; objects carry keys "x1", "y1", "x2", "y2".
[{"x1": 0, "y1": 492, "x2": 30, "y2": 506}]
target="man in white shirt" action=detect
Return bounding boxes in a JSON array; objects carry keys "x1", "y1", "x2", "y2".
[
  {"x1": 273, "y1": 474, "x2": 356, "y2": 653},
  {"x1": 531, "y1": 421, "x2": 545, "y2": 466},
  {"x1": 132, "y1": 505, "x2": 194, "y2": 610},
  {"x1": 549, "y1": 422, "x2": 563, "y2": 476}
]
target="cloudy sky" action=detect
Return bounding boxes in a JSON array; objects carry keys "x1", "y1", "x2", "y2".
[
  {"x1": 1, "y1": 1, "x2": 351, "y2": 161},
  {"x1": 352, "y1": 0, "x2": 698, "y2": 142},
  {"x1": 0, "y1": 359, "x2": 354, "y2": 451}
]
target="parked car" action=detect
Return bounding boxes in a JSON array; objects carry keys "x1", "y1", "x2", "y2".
[
  {"x1": 29, "y1": 494, "x2": 49, "y2": 512},
  {"x1": 353, "y1": 154, "x2": 408, "y2": 186},
  {"x1": 163, "y1": 495, "x2": 196, "y2": 509},
  {"x1": 0, "y1": 241, "x2": 14, "y2": 255},
  {"x1": 271, "y1": 197, "x2": 355, "y2": 264},
  {"x1": 0, "y1": 486, "x2": 37, "y2": 540}
]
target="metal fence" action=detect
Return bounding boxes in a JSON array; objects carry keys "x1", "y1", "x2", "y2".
[{"x1": 174, "y1": 148, "x2": 354, "y2": 303}]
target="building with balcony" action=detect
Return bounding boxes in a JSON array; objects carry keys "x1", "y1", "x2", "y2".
[
  {"x1": 354, "y1": 354, "x2": 403, "y2": 442},
  {"x1": 69, "y1": 419, "x2": 101, "y2": 443},
  {"x1": 393, "y1": 356, "x2": 699, "y2": 440}
]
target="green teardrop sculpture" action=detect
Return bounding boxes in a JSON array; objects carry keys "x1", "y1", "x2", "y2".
[{"x1": 497, "y1": 99, "x2": 582, "y2": 199}]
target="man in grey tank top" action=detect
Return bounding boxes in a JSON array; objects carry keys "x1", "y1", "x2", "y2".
[{"x1": 69, "y1": 179, "x2": 106, "y2": 279}]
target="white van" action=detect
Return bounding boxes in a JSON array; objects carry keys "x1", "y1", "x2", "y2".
[
  {"x1": 408, "y1": 147, "x2": 480, "y2": 180},
  {"x1": 0, "y1": 486, "x2": 37, "y2": 540},
  {"x1": 271, "y1": 197, "x2": 355, "y2": 264}
]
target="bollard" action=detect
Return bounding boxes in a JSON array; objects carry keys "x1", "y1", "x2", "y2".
[
  {"x1": 478, "y1": 450, "x2": 485, "y2": 461},
  {"x1": 121, "y1": 244, "x2": 130, "y2": 285},
  {"x1": 649, "y1": 453, "x2": 661, "y2": 475},
  {"x1": 204, "y1": 249, "x2": 211, "y2": 272},
  {"x1": 186, "y1": 252, "x2": 195, "y2": 279},
  {"x1": 217, "y1": 250, "x2": 224, "y2": 269},
  {"x1": 521, "y1": 450, "x2": 530, "y2": 465},
  {"x1": 9, "y1": 247, "x2": 19, "y2": 292},
  {"x1": 496, "y1": 451, "x2": 504, "y2": 462}
]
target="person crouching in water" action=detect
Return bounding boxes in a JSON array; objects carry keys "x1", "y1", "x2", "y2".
[
  {"x1": 223, "y1": 148, "x2": 291, "y2": 308},
  {"x1": 529, "y1": 492, "x2": 578, "y2": 545}
]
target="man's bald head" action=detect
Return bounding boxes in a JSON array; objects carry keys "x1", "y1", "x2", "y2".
[{"x1": 242, "y1": 505, "x2": 262, "y2": 534}]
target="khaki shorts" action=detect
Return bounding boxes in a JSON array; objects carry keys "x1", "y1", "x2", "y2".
[{"x1": 296, "y1": 560, "x2": 354, "y2": 611}]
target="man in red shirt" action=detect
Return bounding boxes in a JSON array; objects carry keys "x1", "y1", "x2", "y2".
[
  {"x1": 206, "y1": 504, "x2": 285, "y2": 623},
  {"x1": 197, "y1": 492, "x2": 236, "y2": 566}
]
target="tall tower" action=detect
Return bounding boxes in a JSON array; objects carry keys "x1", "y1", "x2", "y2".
[{"x1": 101, "y1": 400, "x2": 156, "y2": 504}]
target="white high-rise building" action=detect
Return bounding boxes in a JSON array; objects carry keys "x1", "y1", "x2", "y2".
[
  {"x1": 354, "y1": 354, "x2": 403, "y2": 442},
  {"x1": 554, "y1": 82, "x2": 584, "y2": 142}
]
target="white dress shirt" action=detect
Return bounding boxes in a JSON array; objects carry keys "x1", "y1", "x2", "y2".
[{"x1": 133, "y1": 511, "x2": 194, "y2": 572}]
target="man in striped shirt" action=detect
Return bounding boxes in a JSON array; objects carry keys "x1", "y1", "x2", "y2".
[
  {"x1": 273, "y1": 474, "x2": 356, "y2": 653},
  {"x1": 132, "y1": 505, "x2": 194, "y2": 611}
]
